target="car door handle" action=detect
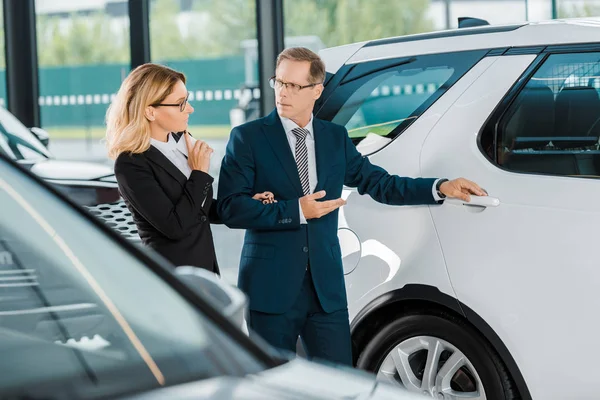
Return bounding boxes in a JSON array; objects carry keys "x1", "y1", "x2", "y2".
[{"x1": 446, "y1": 195, "x2": 500, "y2": 208}]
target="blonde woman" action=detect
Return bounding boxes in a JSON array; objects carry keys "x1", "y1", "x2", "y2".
[{"x1": 107, "y1": 63, "x2": 272, "y2": 273}]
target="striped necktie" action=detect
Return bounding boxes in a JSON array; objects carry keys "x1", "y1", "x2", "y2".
[{"x1": 292, "y1": 127, "x2": 310, "y2": 195}]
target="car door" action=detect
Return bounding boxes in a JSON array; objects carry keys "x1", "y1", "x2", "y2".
[
  {"x1": 315, "y1": 49, "x2": 492, "y2": 318},
  {"x1": 421, "y1": 48, "x2": 600, "y2": 400}
]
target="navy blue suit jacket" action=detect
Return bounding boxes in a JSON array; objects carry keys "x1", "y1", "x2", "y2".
[{"x1": 217, "y1": 110, "x2": 437, "y2": 314}]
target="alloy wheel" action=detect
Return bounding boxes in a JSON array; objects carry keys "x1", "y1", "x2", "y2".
[{"x1": 377, "y1": 335, "x2": 486, "y2": 399}]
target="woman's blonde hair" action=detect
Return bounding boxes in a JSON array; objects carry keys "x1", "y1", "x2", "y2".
[{"x1": 105, "y1": 63, "x2": 186, "y2": 159}]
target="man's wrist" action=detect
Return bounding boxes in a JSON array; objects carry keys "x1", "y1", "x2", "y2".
[{"x1": 436, "y1": 178, "x2": 449, "y2": 199}]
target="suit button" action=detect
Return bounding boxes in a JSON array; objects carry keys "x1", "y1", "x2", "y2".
[
  {"x1": 200, "y1": 216, "x2": 207, "y2": 222},
  {"x1": 302, "y1": 246, "x2": 308, "y2": 253}
]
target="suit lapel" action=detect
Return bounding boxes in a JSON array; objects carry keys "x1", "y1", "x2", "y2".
[
  {"x1": 313, "y1": 118, "x2": 331, "y2": 192},
  {"x1": 145, "y1": 145, "x2": 187, "y2": 186},
  {"x1": 262, "y1": 110, "x2": 304, "y2": 196}
]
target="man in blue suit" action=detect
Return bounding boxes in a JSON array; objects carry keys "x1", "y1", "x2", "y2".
[{"x1": 217, "y1": 47, "x2": 485, "y2": 366}]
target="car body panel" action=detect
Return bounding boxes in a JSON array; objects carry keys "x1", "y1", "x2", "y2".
[
  {"x1": 340, "y1": 56, "x2": 499, "y2": 322},
  {"x1": 318, "y1": 41, "x2": 368, "y2": 76},
  {"x1": 421, "y1": 53, "x2": 600, "y2": 400},
  {"x1": 346, "y1": 19, "x2": 600, "y2": 64},
  {"x1": 29, "y1": 159, "x2": 114, "y2": 181}
]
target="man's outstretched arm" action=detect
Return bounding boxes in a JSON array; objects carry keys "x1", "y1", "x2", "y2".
[{"x1": 342, "y1": 127, "x2": 485, "y2": 204}]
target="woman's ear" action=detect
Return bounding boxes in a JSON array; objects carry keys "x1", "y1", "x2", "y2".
[{"x1": 144, "y1": 106, "x2": 155, "y2": 122}]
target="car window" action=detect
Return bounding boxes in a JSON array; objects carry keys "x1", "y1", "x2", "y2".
[
  {"x1": 319, "y1": 50, "x2": 486, "y2": 155},
  {"x1": 0, "y1": 158, "x2": 264, "y2": 399},
  {"x1": 491, "y1": 52, "x2": 600, "y2": 177},
  {"x1": 0, "y1": 107, "x2": 51, "y2": 161}
]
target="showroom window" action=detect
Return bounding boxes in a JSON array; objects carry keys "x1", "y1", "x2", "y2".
[
  {"x1": 35, "y1": 0, "x2": 131, "y2": 141},
  {"x1": 150, "y1": 0, "x2": 257, "y2": 140},
  {"x1": 319, "y1": 50, "x2": 486, "y2": 155},
  {"x1": 493, "y1": 52, "x2": 600, "y2": 177}
]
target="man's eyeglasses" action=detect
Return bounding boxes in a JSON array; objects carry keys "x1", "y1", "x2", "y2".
[
  {"x1": 269, "y1": 77, "x2": 321, "y2": 94},
  {"x1": 151, "y1": 92, "x2": 190, "y2": 112}
]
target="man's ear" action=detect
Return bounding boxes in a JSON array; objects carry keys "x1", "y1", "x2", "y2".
[
  {"x1": 313, "y1": 84, "x2": 324, "y2": 100},
  {"x1": 144, "y1": 106, "x2": 155, "y2": 122}
]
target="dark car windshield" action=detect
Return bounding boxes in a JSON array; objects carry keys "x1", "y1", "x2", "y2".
[
  {"x1": 0, "y1": 155, "x2": 269, "y2": 399},
  {"x1": 0, "y1": 107, "x2": 51, "y2": 161}
]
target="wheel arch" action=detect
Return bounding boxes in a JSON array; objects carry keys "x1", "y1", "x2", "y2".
[{"x1": 350, "y1": 284, "x2": 531, "y2": 400}]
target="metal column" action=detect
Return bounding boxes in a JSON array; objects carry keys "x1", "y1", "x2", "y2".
[
  {"x1": 445, "y1": 0, "x2": 452, "y2": 29},
  {"x1": 256, "y1": 0, "x2": 284, "y2": 116},
  {"x1": 4, "y1": 0, "x2": 40, "y2": 127},
  {"x1": 129, "y1": 0, "x2": 151, "y2": 70}
]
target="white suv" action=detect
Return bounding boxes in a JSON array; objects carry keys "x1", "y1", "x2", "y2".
[{"x1": 317, "y1": 18, "x2": 600, "y2": 400}]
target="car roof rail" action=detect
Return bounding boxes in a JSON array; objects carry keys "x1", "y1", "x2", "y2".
[{"x1": 458, "y1": 17, "x2": 490, "y2": 28}]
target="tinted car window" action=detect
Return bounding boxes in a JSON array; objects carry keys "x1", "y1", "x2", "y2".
[
  {"x1": 318, "y1": 50, "x2": 486, "y2": 154},
  {"x1": 491, "y1": 52, "x2": 600, "y2": 177},
  {"x1": 0, "y1": 159, "x2": 264, "y2": 399}
]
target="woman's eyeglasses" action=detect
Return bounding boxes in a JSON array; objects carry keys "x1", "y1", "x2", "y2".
[{"x1": 151, "y1": 92, "x2": 190, "y2": 112}]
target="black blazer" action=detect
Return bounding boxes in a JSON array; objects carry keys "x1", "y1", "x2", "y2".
[{"x1": 114, "y1": 145, "x2": 220, "y2": 274}]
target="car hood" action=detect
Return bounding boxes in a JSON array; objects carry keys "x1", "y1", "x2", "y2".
[
  {"x1": 124, "y1": 358, "x2": 424, "y2": 400},
  {"x1": 252, "y1": 357, "x2": 380, "y2": 398},
  {"x1": 253, "y1": 358, "x2": 424, "y2": 399},
  {"x1": 29, "y1": 159, "x2": 115, "y2": 181}
]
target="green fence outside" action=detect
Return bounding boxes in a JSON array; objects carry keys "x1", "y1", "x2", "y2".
[{"x1": 0, "y1": 56, "x2": 255, "y2": 138}]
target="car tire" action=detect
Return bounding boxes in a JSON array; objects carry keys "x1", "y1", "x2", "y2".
[{"x1": 356, "y1": 313, "x2": 517, "y2": 400}]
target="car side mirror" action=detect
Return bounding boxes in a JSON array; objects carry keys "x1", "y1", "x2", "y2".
[
  {"x1": 30, "y1": 127, "x2": 50, "y2": 147},
  {"x1": 174, "y1": 266, "x2": 247, "y2": 328}
]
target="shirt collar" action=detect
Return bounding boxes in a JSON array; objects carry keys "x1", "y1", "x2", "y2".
[
  {"x1": 280, "y1": 114, "x2": 314, "y2": 139},
  {"x1": 175, "y1": 131, "x2": 194, "y2": 157},
  {"x1": 150, "y1": 133, "x2": 178, "y2": 152}
]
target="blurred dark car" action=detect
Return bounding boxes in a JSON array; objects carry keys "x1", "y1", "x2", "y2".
[{"x1": 0, "y1": 106, "x2": 119, "y2": 205}]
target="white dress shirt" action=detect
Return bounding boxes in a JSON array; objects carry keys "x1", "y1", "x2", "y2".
[
  {"x1": 150, "y1": 133, "x2": 192, "y2": 179},
  {"x1": 432, "y1": 179, "x2": 443, "y2": 201},
  {"x1": 279, "y1": 115, "x2": 443, "y2": 224},
  {"x1": 280, "y1": 115, "x2": 318, "y2": 224}
]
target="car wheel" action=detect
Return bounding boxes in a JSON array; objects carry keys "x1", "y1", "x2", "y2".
[{"x1": 356, "y1": 313, "x2": 516, "y2": 400}]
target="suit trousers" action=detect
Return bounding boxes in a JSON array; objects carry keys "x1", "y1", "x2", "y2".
[{"x1": 247, "y1": 267, "x2": 353, "y2": 366}]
